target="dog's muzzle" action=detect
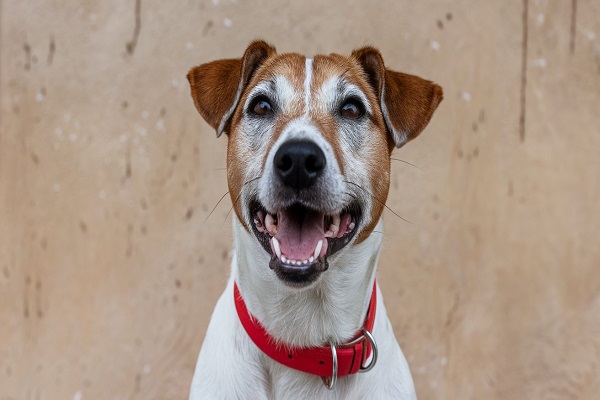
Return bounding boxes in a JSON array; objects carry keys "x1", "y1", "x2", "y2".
[{"x1": 250, "y1": 139, "x2": 362, "y2": 287}]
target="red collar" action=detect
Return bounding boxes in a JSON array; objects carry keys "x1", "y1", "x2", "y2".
[{"x1": 233, "y1": 281, "x2": 377, "y2": 380}]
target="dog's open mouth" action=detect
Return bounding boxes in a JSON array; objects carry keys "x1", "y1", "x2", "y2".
[{"x1": 249, "y1": 201, "x2": 361, "y2": 286}]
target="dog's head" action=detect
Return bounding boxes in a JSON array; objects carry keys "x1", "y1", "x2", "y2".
[{"x1": 188, "y1": 41, "x2": 442, "y2": 288}]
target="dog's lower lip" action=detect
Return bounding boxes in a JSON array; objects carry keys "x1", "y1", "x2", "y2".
[{"x1": 269, "y1": 255, "x2": 328, "y2": 287}]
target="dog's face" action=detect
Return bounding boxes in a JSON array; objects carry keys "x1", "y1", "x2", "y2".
[{"x1": 188, "y1": 41, "x2": 442, "y2": 288}]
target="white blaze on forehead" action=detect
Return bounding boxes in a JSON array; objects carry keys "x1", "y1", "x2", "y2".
[{"x1": 304, "y1": 58, "x2": 313, "y2": 115}]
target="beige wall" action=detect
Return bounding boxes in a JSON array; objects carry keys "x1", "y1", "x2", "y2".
[{"x1": 2, "y1": 1, "x2": 600, "y2": 399}]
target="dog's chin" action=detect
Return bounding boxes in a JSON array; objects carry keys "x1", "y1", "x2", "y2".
[{"x1": 249, "y1": 200, "x2": 362, "y2": 288}]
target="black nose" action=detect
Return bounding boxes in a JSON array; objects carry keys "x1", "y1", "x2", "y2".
[{"x1": 274, "y1": 140, "x2": 326, "y2": 190}]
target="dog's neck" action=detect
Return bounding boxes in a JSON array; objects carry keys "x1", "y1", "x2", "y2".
[{"x1": 232, "y1": 217, "x2": 383, "y2": 348}]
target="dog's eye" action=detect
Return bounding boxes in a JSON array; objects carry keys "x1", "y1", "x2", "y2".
[
  {"x1": 340, "y1": 99, "x2": 364, "y2": 119},
  {"x1": 249, "y1": 96, "x2": 273, "y2": 117}
]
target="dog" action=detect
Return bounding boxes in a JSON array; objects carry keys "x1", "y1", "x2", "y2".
[{"x1": 187, "y1": 41, "x2": 442, "y2": 399}]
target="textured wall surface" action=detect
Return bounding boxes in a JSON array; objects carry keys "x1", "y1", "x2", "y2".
[{"x1": 2, "y1": 1, "x2": 600, "y2": 399}]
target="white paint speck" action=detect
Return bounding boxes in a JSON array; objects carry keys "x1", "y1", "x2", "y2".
[
  {"x1": 52, "y1": 183, "x2": 61, "y2": 193},
  {"x1": 90, "y1": 13, "x2": 97, "y2": 22},
  {"x1": 430, "y1": 380, "x2": 438, "y2": 389},
  {"x1": 440, "y1": 357, "x2": 448, "y2": 366},
  {"x1": 186, "y1": 42, "x2": 194, "y2": 50},
  {"x1": 73, "y1": 391, "x2": 82, "y2": 400},
  {"x1": 536, "y1": 13, "x2": 545, "y2": 25},
  {"x1": 35, "y1": 92, "x2": 45, "y2": 102},
  {"x1": 141, "y1": 110, "x2": 149, "y2": 119},
  {"x1": 12, "y1": 94, "x2": 21, "y2": 103},
  {"x1": 63, "y1": 113, "x2": 72, "y2": 123},
  {"x1": 136, "y1": 126, "x2": 147, "y2": 137},
  {"x1": 533, "y1": 87, "x2": 544, "y2": 100},
  {"x1": 98, "y1": 190, "x2": 106, "y2": 200},
  {"x1": 223, "y1": 18, "x2": 232, "y2": 28},
  {"x1": 171, "y1": 79, "x2": 179, "y2": 88},
  {"x1": 68, "y1": 133, "x2": 78, "y2": 142},
  {"x1": 429, "y1": 40, "x2": 440, "y2": 51},
  {"x1": 143, "y1": 364, "x2": 151, "y2": 374},
  {"x1": 533, "y1": 58, "x2": 547, "y2": 68},
  {"x1": 155, "y1": 119, "x2": 165, "y2": 131},
  {"x1": 119, "y1": 134, "x2": 128, "y2": 143},
  {"x1": 212, "y1": 0, "x2": 219, "y2": 5},
  {"x1": 461, "y1": 91, "x2": 472, "y2": 102},
  {"x1": 586, "y1": 31, "x2": 596, "y2": 41},
  {"x1": 416, "y1": 366, "x2": 427, "y2": 375},
  {"x1": 55, "y1": 128, "x2": 64, "y2": 138}
]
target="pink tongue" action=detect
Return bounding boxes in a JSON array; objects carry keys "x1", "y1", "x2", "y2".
[{"x1": 275, "y1": 206, "x2": 326, "y2": 261}]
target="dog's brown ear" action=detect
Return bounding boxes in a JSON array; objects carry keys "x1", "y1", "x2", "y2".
[
  {"x1": 187, "y1": 40, "x2": 277, "y2": 137},
  {"x1": 352, "y1": 47, "x2": 443, "y2": 148}
]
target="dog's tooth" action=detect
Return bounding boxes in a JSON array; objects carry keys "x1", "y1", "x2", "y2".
[
  {"x1": 309, "y1": 256, "x2": 314, "y2": 263},
  {"x1": 303, "y1": 260, "x2": 308, "y2": 265},
  {"x1": 330, "y1": 214, "x2": 340, "y2": 235},
  {"x1": 265, "y1": 213, "x2": 277, "y2": 235},
  {"x1": 347, "y1": 221, "x2": 356, "y2": 233},
  {"x1": 271, "y1": 237, "x2": 281, "y2": 258},
  {"x1": 281, "y1": 255, "x2": 287, "y2": 263},
  {"x1": 314, "y1": 240, "x2": 323, "y2": 259},
  {"x1": 254, "y1": 210, "x2": 266, "y2": 232}
]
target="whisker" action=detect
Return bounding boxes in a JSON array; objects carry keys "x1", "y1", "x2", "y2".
[
  {"x1": 213, "y1": 167, "x2": 227, "y2": 171},
  {"x1": 204, "y1": 176, "x2": 261, "y2": 224},
  {"x1": 224, "y1": 192, "x2": 243, "y2": 224},
  {"x1": 203, "y1": 190, "x2": 230, "y2": 224},
  {"x1": 344, "y1": 191, "x2": 358, "y2": 200},
  {"x1": 344, "y1": 180, "x2": 412, "y2": 224},
  {"x1": 390, "y1": 158, "x2": 422, "y2": 170},
  {"x1": 223, "y1": 176, "x2": 262, "y2": 224}
]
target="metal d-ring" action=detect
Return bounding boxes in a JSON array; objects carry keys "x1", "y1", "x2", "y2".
[
  {"x1": 322, "y1": 342, "x2": 338, "y2": 390},
  {"x1": 359, "y1": 327, "x2": 378, "y2": 372}
]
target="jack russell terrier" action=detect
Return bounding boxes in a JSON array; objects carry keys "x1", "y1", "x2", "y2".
[{"x1": 187, "y1": 41, "x2": 442, "y2": 399}]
